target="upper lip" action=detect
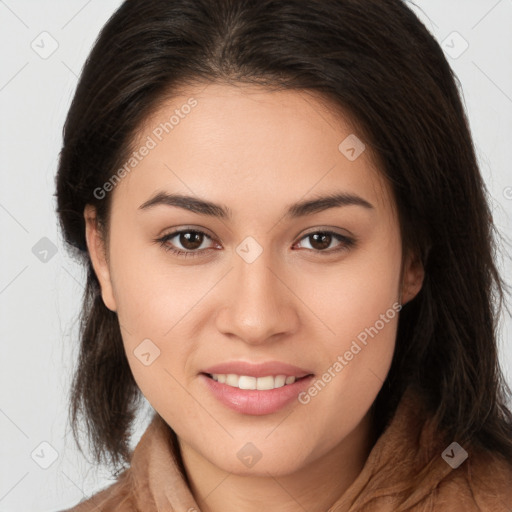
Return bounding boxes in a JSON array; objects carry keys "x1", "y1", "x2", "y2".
[{"x1": 202, "y1": 361, "x2": 314, "y2": 378}]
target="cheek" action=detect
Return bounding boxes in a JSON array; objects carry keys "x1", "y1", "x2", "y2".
[
  {"x1": 292, "y1": 232, "x2": 401, "y2": 427},
  {"x1": 111, "y1": 264, "x2": 208, "y2": 375},
  {"x1": 105, "y1": 237, "x2": 202, "y2": 395},
  {"x1": 110, "y1": 257, "x2": 208, "y2": 425},
  {"x1": 108, "y1": 229, "x2": 212, "y2": 337},
  {"x1": 302, "y1": 230, "x2": 402, "y2": 346}
]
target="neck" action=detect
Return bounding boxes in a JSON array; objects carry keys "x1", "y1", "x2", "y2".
[{"x1": 179, "y1": 407, "x2": 377, "y2": 512}]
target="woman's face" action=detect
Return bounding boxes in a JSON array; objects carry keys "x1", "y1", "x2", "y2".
[{"x1": 86, "y1": 83, "x2": 423, "y2": 477}]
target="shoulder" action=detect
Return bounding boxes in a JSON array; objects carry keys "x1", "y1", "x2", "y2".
[
  {"x1": 401, "y1": 388, "x2": 512, "y2": 509},
  {"x1": 58, "y1": 412, "x2": 177, "y2": 511},
  {"x1": 435, "y1": 444, "x2": 512, "y2": 510},
  {"x1": 346, "y1": 387, "x2": 512, "y2": 510},
  {"x1": 58, "y1": 469, "x2": 136, "y2": 511}
]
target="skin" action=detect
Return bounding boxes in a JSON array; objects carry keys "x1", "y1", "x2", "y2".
[{"x1": 85, "y1": 83, "x2": 424, "y2": 512}]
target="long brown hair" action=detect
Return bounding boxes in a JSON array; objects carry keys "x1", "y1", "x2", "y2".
[{"x1": 56, "y1": 0, "x2": 512, "y2": 472}]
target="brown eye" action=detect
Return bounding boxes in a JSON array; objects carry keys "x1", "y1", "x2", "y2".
[
  {"x1": 295, "y1": 231, "x2": 356, "y2": 254},
  {"x1": 156, "y1": 228, "x2": 355, "y2": 259},
  {"x1": 157, "y1": 229, "x2": 216, "y2": 258}
]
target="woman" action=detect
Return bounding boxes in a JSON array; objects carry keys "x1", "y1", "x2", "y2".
[{"x1": 56, "y1": 0, "x2": 512, "y2": 510}]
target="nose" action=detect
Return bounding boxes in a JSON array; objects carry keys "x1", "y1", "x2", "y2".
[{"x1": 215, "y1": 248, "x2": 299, "y2": 346}]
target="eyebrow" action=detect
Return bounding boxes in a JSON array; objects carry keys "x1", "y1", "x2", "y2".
[{"x1": 138, "y1": 191, "x2": 374, "y2": 219}]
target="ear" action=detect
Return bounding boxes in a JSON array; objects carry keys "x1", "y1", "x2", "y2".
[
  {"x1": 84, "y1": 205, "x2": 117, "y2": 312},
  {"x1": 400, "y1": 249, "x2": 425, "y2": 306}
]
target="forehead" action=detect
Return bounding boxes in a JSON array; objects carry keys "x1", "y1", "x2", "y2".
[{"x1": 111, "y1": 82, "x2": 393, "y2": 217}]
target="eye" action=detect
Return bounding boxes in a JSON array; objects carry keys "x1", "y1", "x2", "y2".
[
  {"x1": 156, "y1": 229, "x2": 218, "y2": 258},
  {"x1": 294, "y1": 231, "x2": 356, "y2": 254},
  {"x1": 155, "y1": 228, "x2": 356, "y2": 258}
]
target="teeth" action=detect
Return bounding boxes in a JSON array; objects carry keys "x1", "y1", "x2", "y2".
[
  {"x1": 239, "y1": 376, "x2": 257, "y2": 390},
  {"x1": 210, "y1": 374, "x2": 297, "y2": 390},
  {"x1": 256, "y1": 375, "x2": 274, "y2": 390},
  {"x1": 275, "y1": 375, "x2": 286, "y2": 388}
]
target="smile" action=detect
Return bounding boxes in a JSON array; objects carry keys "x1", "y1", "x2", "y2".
[{"x1": 208, "y1": 373, "x2": 302, "y2": 390}]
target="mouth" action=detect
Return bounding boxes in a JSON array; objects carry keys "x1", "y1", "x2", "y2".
[
  {"x1": 203, "y1": 373, "x2": 312, "y2": 390},
  {"x1": 199, "y1": 362, "x2": 315, "y2": 415}
]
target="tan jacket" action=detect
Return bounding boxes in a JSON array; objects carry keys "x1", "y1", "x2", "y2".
[{"x1": 61, "y1": 387, "x2": 512, "y2": 511}]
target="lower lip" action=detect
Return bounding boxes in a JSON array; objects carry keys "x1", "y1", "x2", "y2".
[{"x1": 200, "y1": 374, "x2": 315, "y2": 416}]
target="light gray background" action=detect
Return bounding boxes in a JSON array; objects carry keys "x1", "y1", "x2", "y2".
[{"x1": 0, "y1": 1, "x2": 511, "y2": 510}]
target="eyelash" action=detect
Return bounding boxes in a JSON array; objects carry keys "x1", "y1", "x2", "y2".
[{"x1": 155, "y1": 229, "x2": 356, "y2": 259}]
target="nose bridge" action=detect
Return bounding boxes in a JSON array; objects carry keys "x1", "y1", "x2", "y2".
[{"x1": 215, "y1": 242, "x2": 297, "y2": 344}]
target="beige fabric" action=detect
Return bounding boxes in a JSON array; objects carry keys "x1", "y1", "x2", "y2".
[{"x1": 61, "y1": 387, "x2": 512, "y2": 511}]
